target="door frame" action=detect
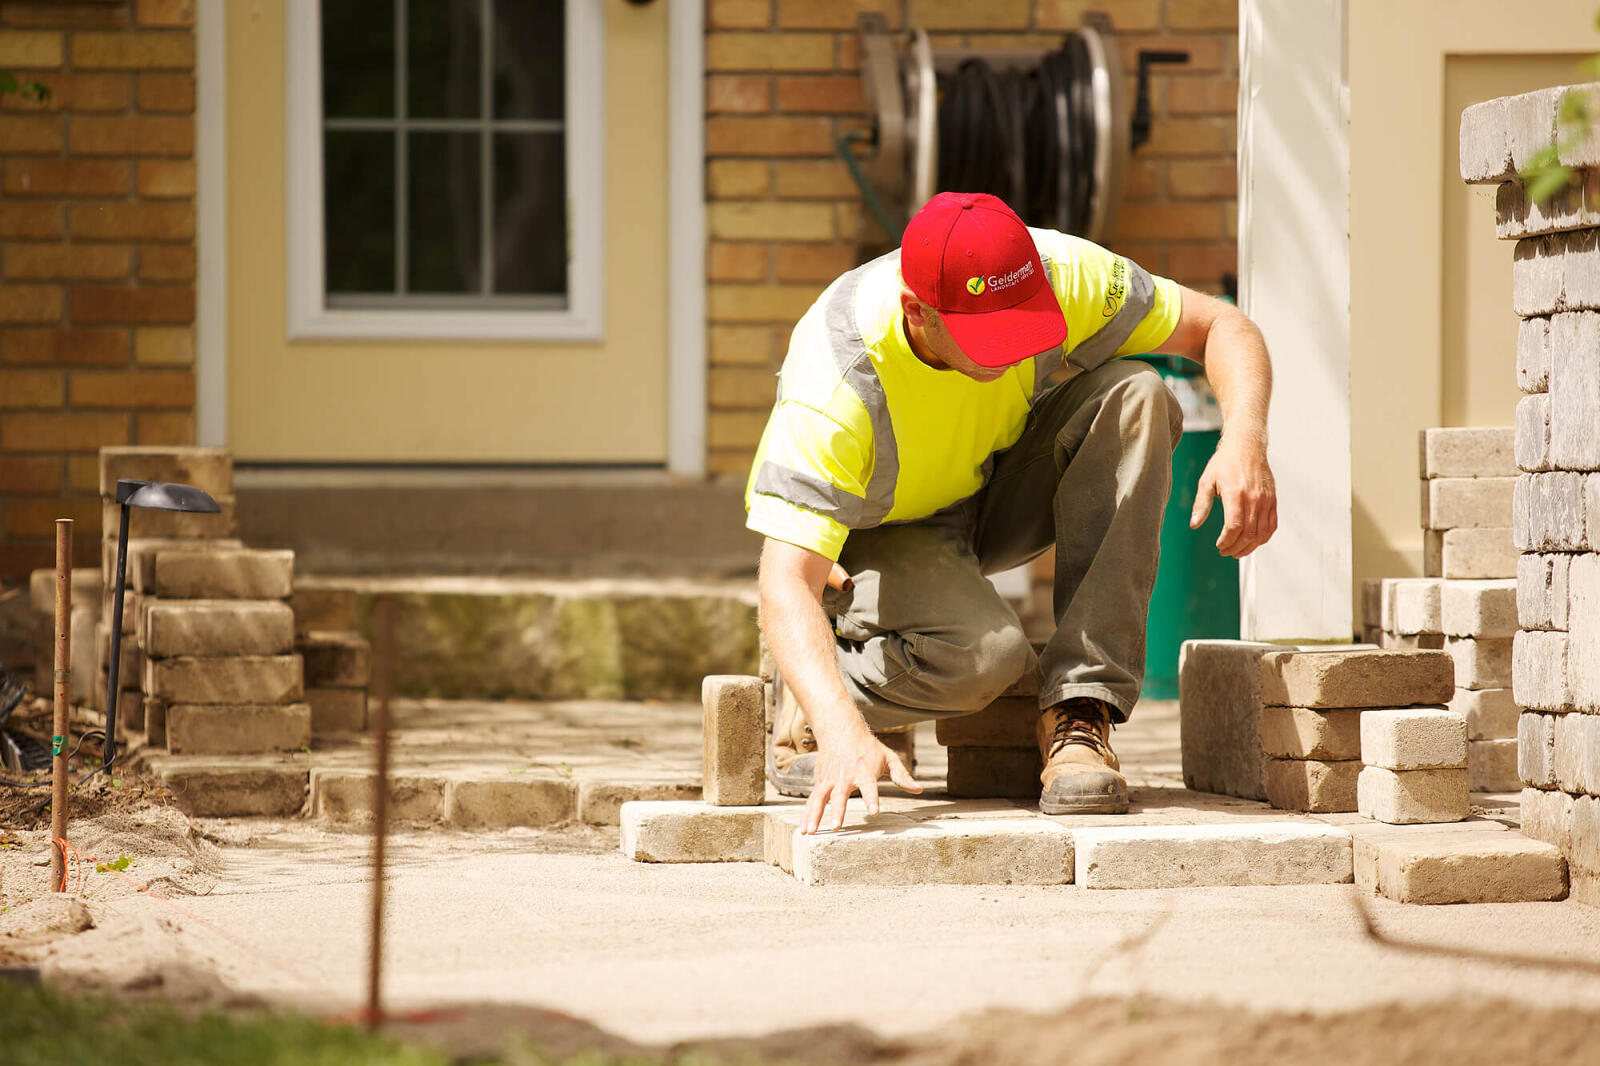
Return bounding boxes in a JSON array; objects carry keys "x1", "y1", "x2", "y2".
[{"x1": 193, "y1": 0, "x2": 707, "y2": 476}]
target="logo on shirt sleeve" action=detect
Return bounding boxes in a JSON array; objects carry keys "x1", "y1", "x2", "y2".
[
  {"x1": 966, "y1": 276, "x2": 986, "y2": 296},
  {"x1": 1102, "y1": 257, "x2": 1128, "y2": 318}
]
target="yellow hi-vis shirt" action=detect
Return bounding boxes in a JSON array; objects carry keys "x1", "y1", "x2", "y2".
[{"x1": 743, "y1": 228, "x2": 1183, "y2": 561}]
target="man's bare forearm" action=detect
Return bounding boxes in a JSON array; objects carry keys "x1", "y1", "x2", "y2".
[
  {"x1": 1202, "y1": 309, "x2": 1272, "y2": 447},
  {"x1": 758, "y1": 542, "x2": 871, "y2": 746}
]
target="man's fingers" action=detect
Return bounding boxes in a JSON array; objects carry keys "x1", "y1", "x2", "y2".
[
  {"x1": 860, "y1": 774, "x2": 881, "y2": 817},
  {"x1": 886, "y1": 752, "x2": 923, "y2": 793},
  {"x1": 1190, "y1": 473, "x2": 1217, "y2": 530},
  {"x1": 830, "y1": 780, "x2": 854, "y2": 832},
  {"x1": 802, "y1": 781, "x2": 830, "y2": 835},
  {"x1": 1215, "y1": 488, "x2": 1246, "y2": 553}
]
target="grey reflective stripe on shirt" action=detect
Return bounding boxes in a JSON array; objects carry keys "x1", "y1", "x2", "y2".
[
  {"x1": 1064, "y1": 258, "x2": 1156, "y2": 372},
  {"x1": 752, "y1": 461, "x2": 865, "y2": 526},
  {"x1": 825, "y1": 256, "x2": 899, "y2": 526}
]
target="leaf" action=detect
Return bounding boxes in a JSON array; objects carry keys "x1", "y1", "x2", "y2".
[
  {"x1": 23, "y1": 80, "x2": 50, "y2": 103},
  {"x1": 1527, "y1": 165, "x2": 1576, "y2": 204},
  {"x1": 95, "y1": 855, "x2": 131, "y2": 873},
  {"x1": 0, "y1": 71, "x2": 17, "y2": 94},
  {"x1": 1523, "y1": 144, "x2": 1561, "y2": 174}
]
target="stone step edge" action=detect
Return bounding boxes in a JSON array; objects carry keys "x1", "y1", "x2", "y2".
[{"x1": 293, "y1": 574, "x2": 757, "y2": 602}]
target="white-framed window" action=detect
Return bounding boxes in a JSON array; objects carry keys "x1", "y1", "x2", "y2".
[{"x1": 285, "y1": 0, "x2": 604, "y2": 341}]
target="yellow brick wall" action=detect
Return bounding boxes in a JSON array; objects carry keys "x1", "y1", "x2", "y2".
[
  {"x1": 0, "y1": 0, "x2": 196, "y2": 579},
  {"x1": 703, "y1": 0, "x2": 1239, "y2": 478}
]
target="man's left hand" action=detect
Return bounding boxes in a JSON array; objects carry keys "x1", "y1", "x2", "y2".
[{"x1": 1190, "y1": 436, "x2": 1277, "y2": 558}]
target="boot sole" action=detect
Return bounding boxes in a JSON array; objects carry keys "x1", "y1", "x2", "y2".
[{"x1": 1039, "y1": 792, "x2": 1130, "y2": 815}]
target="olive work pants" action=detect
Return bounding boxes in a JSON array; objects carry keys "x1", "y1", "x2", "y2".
[{"x1": 823, "y1": 358, "x2": 1184, "y2": 728}]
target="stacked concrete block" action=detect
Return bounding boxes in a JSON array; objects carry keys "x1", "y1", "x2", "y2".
[
  {"x1": 702, "y1": 674, "x2": 764, "y2": 806},
  {"x1": 26, "y1": 568, "x2": 101, "y2": 718},
  {"x1": 1258, "y1": 649, "x2": 1455, "y2": 813},
  {"x1": 1420, "y1": 428, "x2": 1519, "y2": 580},
  {"x1": 288, "y1": 585, "x2": 369, "y2": 733},
  {"x1": 935, "y1": 671, "x2": 1043, "y2": 799},
  {"x1": 1462, "y1": 83, "x2": 1600, "y2": 904},
  {"x1": 1358, "y1": 710, "x2": 1470, "y2": 824}
]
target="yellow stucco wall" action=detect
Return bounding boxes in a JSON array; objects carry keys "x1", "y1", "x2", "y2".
[{"x1": 225, "y1": 0, "x2": 669, "y2": 463}]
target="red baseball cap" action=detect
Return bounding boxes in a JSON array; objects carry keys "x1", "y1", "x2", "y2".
[{"x1": 900, "y1": 192, "x2": 1068, "y2": 368}]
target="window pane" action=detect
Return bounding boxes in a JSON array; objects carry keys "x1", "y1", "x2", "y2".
[
  {"x1": 408, "y1": 0, "x2": 481, "y2": 120},
  {"x1": 323, "y1": 0, "x2": 394, "y2": 118},
  {"x1": 409, "y1": 131, "x2": 482, "y2": 293},
  {"x1": 325, "y1": 131, "x2": 396, "y2": 294},
  {"x1": 493, "y1": 132, "x2": 565, "y2": 296},
  {"x1": 493, "y1": 0, "x2": 563, "y2": 121}
]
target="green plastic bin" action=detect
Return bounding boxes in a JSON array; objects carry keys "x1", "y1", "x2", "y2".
[{"x1": 1141, "y1": 354, "x2": 1239, "y2": 699}]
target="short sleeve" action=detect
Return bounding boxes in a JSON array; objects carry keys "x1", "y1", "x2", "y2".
[
  {"x1": 1032, "y1": 228, "x2": 1182, "y2": 372},
  {"x1": 743, "y1": 398, "x2": 871, "y2": 561}
]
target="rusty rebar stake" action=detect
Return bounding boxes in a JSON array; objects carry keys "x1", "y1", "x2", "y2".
[
  {"x1": 49, "y1": 519, "x2": 72, "y2": 893},
  {"x1": 366, "y1": 598, "x2": 395, "y2": 1031}
]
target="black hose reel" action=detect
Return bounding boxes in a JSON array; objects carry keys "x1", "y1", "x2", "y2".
[{"x1": 851, "y1": 12, "x2": 1187, "y2": 244}]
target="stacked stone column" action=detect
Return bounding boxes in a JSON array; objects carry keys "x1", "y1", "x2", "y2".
[{"x1": 1462, "y1": 83, "x2": 1600, "y2": 905}]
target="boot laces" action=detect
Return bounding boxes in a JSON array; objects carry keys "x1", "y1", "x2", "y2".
[{"x1": 1048, "y1": 700, "x2": 1112, "y2": 759}]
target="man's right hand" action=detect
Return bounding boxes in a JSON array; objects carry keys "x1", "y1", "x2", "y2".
[{"x1": 801, "y1": 727, "x2": 922, "y2": 835}]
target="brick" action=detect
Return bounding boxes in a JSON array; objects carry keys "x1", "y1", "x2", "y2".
[
  {"x1": 1520, "y1": 786, "x2": 1575, "y2": 850},
  {"x1": 0, "y1": 29, "x2": 62, "y2": 66},
  {"x1": 706, "y1": 115, "x2": 833, "y2": 156},
  {"x1": 2, "y1": 327, "x2": 127, "y2": 366},
  {"x1": 71, "y1": 284, "x2": 193, "y2": 324},
  {"x1": 132, "y1": 411, "x2": 193, "y2": 446},
  {"x1": 132, "y1": 326, "x2": 192, "y2": 365},
  {"x1": 1167, "y1": 0, "x2": 1238, "y2": 29},
  {"x1": 442, "y1": 773, "x2": 577, "y2": 829},
  {"x1": 1518, "y1": 315, "x2": 1551, "y2": 394},
  {"x1": 775, "y1": 75, "x2": 862, "y2": 113},
  {"x1": 136, "y1": 244, "x2": 195, "y2": 283},
  {"x1": 1512, "y1": 229, "x2": 1600, "y2": 316},
  {"x1": 152, "y1": 757, "x2": 307, "y2": 817},
  {"x1": 1131, "y1": 114, "x2": 1232, "y2": 156},
  {"x1": 1167, "y1": 79, "x2": 1239, "y2": 119},
  {"x1": 66, "y1": 455, "x2": 99, "y2": 493},
  {"x1": 708, "y1": 283, "x2": 820, "y2": 324},
  {"x1": 620, "y1": 801, "x2": 767, "y2": 863},
  {"x1": 69, "y1": 202, "x2": 193, "y2": 242},
  {"x1": 142, "y1": 599, "x2": 294, "y2": 658},
  {"x1": 296, "y1": 630, "x2": 369, "y2": 688},
  {"x1": 1422, "y1": 476, "x2": 1515, "y2": 531},
  {"x1": 1569, "y1": 553, "x2": 1600, "y2": 711},
  {"x1": 1369, "y1": 833, "x2": 1566, "y2": 904},
  {"x1": 0, "y1": 368, "x2": 63, "y2": 407},
  {"x1": 709, "y1": 202, "x2": 835, "y2": 241},
  {"x1": 111, "y1": 539, "x2": 241, "y2": 597},
  {"x1": 1468, "y1": 738, "x2": 1521, "y2": 792},
  {"x1": 1037, "y1": 0, "x2": 1159, "y2": 29},
  {"x1": 1516, "y1": 393, "x2": 1552, "y2": 472},
  {"x1": 135, "y1": 72, "x2": 193, "y2": 111},
  {"x1": 0, "y1": 115, "x2": 61, "y2": 153},
  {"x1": 706, "y1": 74, "x2": 770, "y2": 114},
  {"x1": 1360, "y1": 708, "x2": 1467, "y2": 771},
  {"x1": 1549, "y1": 311, "x2": 1600, "y2": 470},
  {"x1": 4, "y1": 493, "x2": 97, "y2": 539},
  {"x1": 146, "y1": 548, "x2": 292, "y2": 599},
  {"x1": 99, "y1": 444, "x2": 230, "y2": 496},
  {"x1": 1573, "y1": 795, "x2": 1600, "y2": 873},
  {"x1": 165, "y1": 702, "x2": 310, "y2": 755},
  {"x1": 707, "y1": 242, "x2": 767, "y2": 282},
  {"x1": 101, "y1": 495, "x2": 233, "y2": 540},
  {"x1": 1419, "y1": 427, "x2": 1515, "y2": 479},
  {"x1": 0, "y1": 71, "x2": 129, "y2": 113},
  {"x1": 906, "y1": 0, "x2": 1030, "y2": 29},
  {"x1": 1380, "y1": 577, "x2": 1441, "y2": 635},
  {"x1": 1073, "y1": 823, "x2": 1351, "y2": 890},
  {"x1": 70, "y1": 368, "x2": 193, "y2": 408},
  {"x1": 709, "y1": 324, "x2": 779, "y2": 367},
  {"x1": 0, "y1": 200, "x2": 62, "y2": 238},
  {"x1": 775, "y1": 243, "x2": 857, "y2": 283},
  {"x1": 1422, "y1": 527, "x2": 1517, "y2": 579},
  {"x1": 1440, "y1": 579, "x2": 1518, "y2": 638},
  {"x1": 1, "y1": 411, "x2": 127, "y2": 452},
  {"x1": 1264, "y1": 757, "x2": 1359, "y2": 813},
  {"x1": 1113, "y1": 202, "x2": 1225, "y2": 242},
  {"x1": 95, "y1": 619, "x2": 141, "y2": 678},
  {"x1": 790, "y1": 817, "x2": 1072, "y2": 886},
  {"x1": 708, "y1": 0, "x2": 772, "y2": 29},
  {"x1": 2, "y1": 160, "x2": 128, "y2": 197},
  {"x1": 1514, "y1": 631, "x2": 1570, "y2": 712},
  {"x1": 702, "y1": 674, "x2": 764, "y2": 805},
  {"x1": 68, "y1": 114, "x2": 192, "y2": 156},
  {"x1": 0, "y1": 456, "x2": 61, "y2": 493},
  {"x1": 1259, "y1": 648, "x2": 1452, "y2": 710},
  {"x1": 289, "y1": 585, "x2": 357, "y2": 634},
  {"x1": 1516, "y1": 472, "x2": 1589, "y2": 551},
  {"x1": 945, "y1": 746, "x2": 1041, "y2": 799},
  {"x1": 576, "y1": 777, "x2": 701, "y2": 827},
  {"x1": 1451, "y1": 687, "x2": 1520, "y2": 741},
  {"x1": 710, "y1": 366, "x2": 777, "y2": 407},
  {"x1": 1357, "y1": 766, "x2": 1469, "y2": 824},
  {"x1": 4, "y1": 243, "x2": 131, "y2": 281},
  {"x1": 771, "y1": 159, "x2": 857, "y2": 199},
  {"x1": 1553, "y1": 713, "x2": 1600, "y2": 796},
  {"x1": 306, "y1": 687, "x2": 366, "y2": 733},
  {"x1": 0, "y1": 283, "x2": 63, "y2": 322},
  {"x1": 136, "y1": 0, "x2": 196, "y2": 27},
  {"x1": 1518, "y1": 552, "x2": 1570, "y2": 631},
  {"x1": 311, "y1": 769, "x2": 445, "y2": 824},
  {"x1": 1258, "y1": 706, "x2": 1362, "y2": 761},
  {"x1": 27, "y1": 567, "x2": 100, "y2": 615},
  {"x1": 143, "y1": 653, "x2": 301, "y2": 704},
  {"x1": 135, "y1": 161, "x2": 194, "y2": 200},
  {"x1": 935, "y1": 697, "x2": 1037, "y2": 748},
  {"x1": 1445, "y1": 636, "x2": 1513, "y2": 690},
  {"x1": 1178, "y1": 639, "x2": 1281, "y2": 800},
  {"x1": 707, "y1": 33, "x2": 832, "y2": 72},
  {"x1": 706, "y1": 159, "x2": 768, "y2": 199},
  {"x1": 71, "y1": 31, "x2": 193, "y2": 69},
  {"x1": 774, "y1": 0, "x2": 897, "y2": 28}
]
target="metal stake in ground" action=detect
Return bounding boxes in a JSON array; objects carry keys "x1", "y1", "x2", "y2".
[
  {"x1": 50, "y1": 519, "x2": 71, "y2": 893},
  {"x1": 367, "y1": 597, "x2": 395, "y2": 1032}
]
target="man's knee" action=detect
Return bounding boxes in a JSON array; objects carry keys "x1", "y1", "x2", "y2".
[
  {"x1": 1108, "y1": 362, "x2": 1183, "y2": 440},
  {"x1": 917, "y1": 624, "x2": 1034, "y2": 711}
]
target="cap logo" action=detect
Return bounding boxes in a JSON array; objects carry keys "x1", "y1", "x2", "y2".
[
  {"x1": 965, "y1": 276, "x2": 986, "y2": 296},
  {"x1": 984, "y1": 260, "x2": 1035, "y2": 295}
]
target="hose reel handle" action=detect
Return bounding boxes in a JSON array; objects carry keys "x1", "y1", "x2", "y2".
[{"x1": 1131, "y1": 50, "x2": 1190, "y2": 151}]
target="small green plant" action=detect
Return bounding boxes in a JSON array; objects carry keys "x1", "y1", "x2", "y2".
[
  {"x1": 94, "y1": 855, "x2": 131, "y2": 874},
  {"x1": 1520, "y1": 10, "x2": 1600, "y2": 202},
  {"x1": 0, "y1": 69, "x2": 50, "y2": 103}
]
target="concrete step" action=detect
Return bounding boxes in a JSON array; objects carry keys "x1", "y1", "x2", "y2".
[{"x1": 298, "y1": 575, "x2": 759, "y2": 702}]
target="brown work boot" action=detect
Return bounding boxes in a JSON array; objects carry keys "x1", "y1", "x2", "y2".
[
  {"x1": 766, "y1": 675, "x2": 916, "y2": 798},
  {"x1": 1036, "y1": 698, "x2": 1129, "y2": 815}
]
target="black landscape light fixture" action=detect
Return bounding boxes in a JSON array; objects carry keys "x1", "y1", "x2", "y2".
[{"x1": 103, "y1": 478, "x2": 220, "y2": 765}]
